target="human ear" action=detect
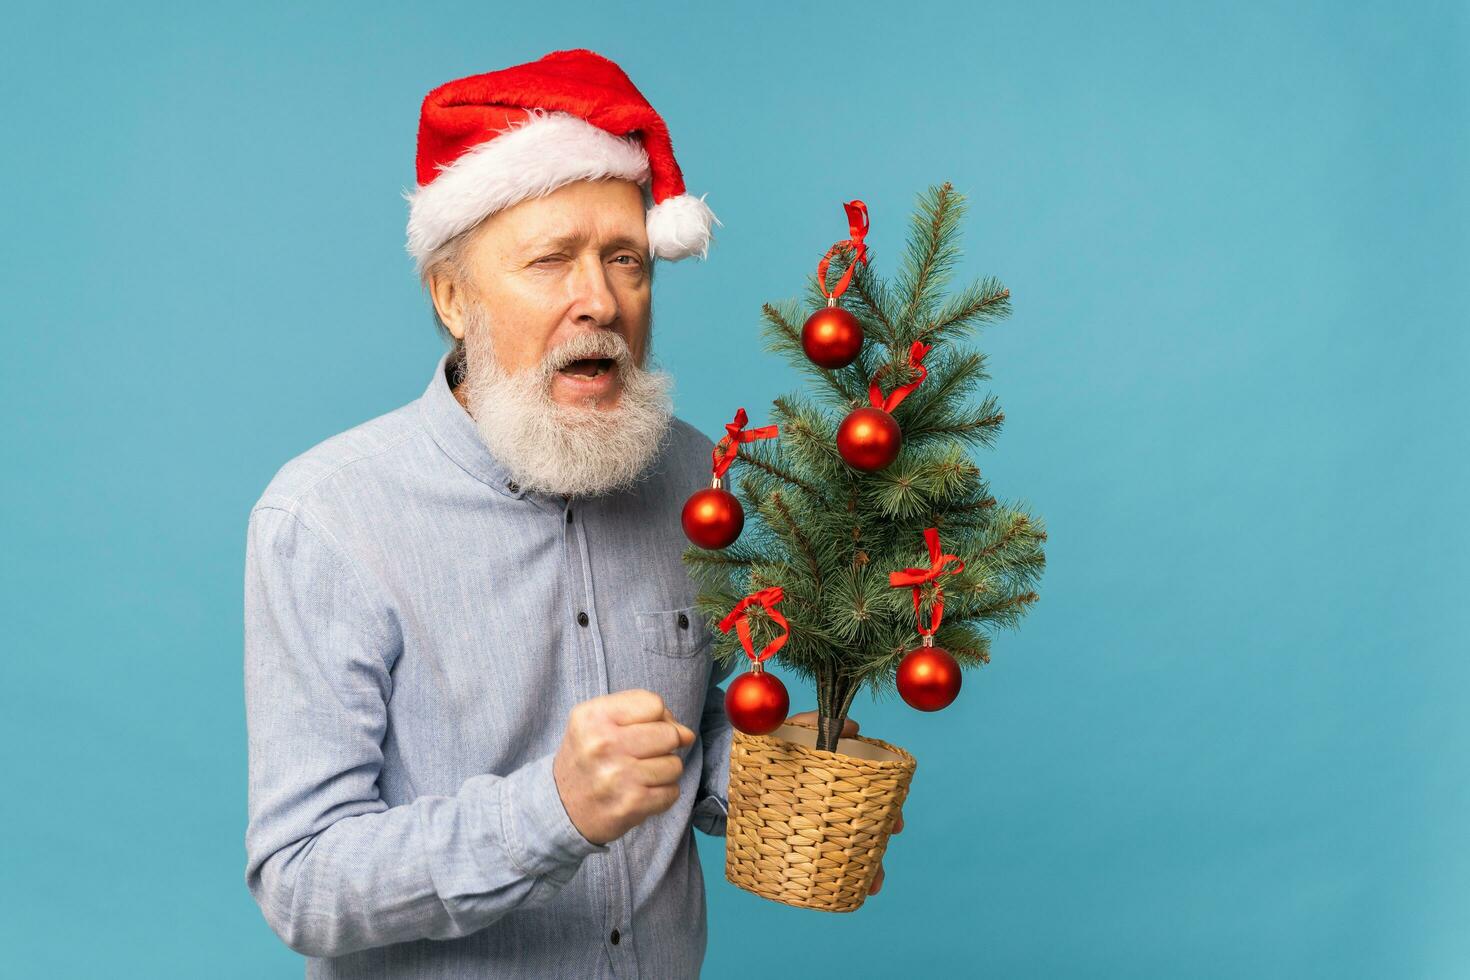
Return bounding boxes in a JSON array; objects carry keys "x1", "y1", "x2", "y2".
[{"x1": 428, "y1": 269, "x2": 468, "y2": 341}]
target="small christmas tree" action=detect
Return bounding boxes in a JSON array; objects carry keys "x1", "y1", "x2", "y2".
[{"x1": 683, "y1": 182, "x2": 1046, "y2": 753}]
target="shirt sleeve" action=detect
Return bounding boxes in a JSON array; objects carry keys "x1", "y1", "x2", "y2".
[
  {"x1": 691, "y1": 653, "x2": 736, "y2": 837},
  {"x1": 242, "y1": 504, "x2": 608, "y2": 958}
]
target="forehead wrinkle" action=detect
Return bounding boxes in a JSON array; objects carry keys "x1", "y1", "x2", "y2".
[
  {"x1": 517, "y1": 223, "x2": 647, "y2": 257},
  {"x1": 517, "y1": 229, "x2": 586, "y2": 254}
]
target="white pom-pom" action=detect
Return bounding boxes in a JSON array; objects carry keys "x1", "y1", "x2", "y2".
[{"x1": 646, "y1": 193, "x2": 721, "y2": 261}]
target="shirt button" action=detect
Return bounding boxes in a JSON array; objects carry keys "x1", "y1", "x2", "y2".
[
  {"x1": 577, "y1": 611, "x2": 590, "y2": 627},
  {"x1": 678, "y1": 613, "x2": 689, "y2": 630},
  {"x1": 610, "y1": 928, "x2": 620, "y2": 945}
]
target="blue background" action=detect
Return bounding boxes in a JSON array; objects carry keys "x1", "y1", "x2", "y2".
[{"x1": 3, "y1": 2, "x2": 1466, "y2": 977}]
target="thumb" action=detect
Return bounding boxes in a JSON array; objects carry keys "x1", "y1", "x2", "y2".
[{"x1": 663, "y1": 708, "x2": 696, "y2": 747}]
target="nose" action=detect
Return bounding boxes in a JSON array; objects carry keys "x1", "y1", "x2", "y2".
[{"x1": 569, "y1": 254, "x2": 619, "y2": 328}]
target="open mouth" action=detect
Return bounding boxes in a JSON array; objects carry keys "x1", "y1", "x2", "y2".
[{"x1": 558, "y1": 357, "x2": 615, "y2": 379}]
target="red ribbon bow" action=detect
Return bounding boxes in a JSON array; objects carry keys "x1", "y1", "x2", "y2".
[
  {"x1": 718, "y1": 586, "x2": 790, "y2": 664},
  {"x1": 887, "y1": 527, "x2": 965, "y2": 636},
  {"x1": 710, "y1": 408, "x2": 780, "y2": 480},
  {"x1": 869, "y1": 341, "x2": 934, "y2": 413},
  {"x1": 816, "y1": 200, "x2": 870, "y2": 301}
]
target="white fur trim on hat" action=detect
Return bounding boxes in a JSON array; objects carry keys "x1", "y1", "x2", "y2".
[
  {"x1": 404, "y1": 109, "x2": 651, "y2": 274},
  {"x1": 646, "y1": 192, "x2": 720, "y2": 261}
]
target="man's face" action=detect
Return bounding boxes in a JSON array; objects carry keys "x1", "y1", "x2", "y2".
[
  {"x1": 433, "y1": 178, "x2": 675, "y2": 498},
  {"x1": 446, "y1": 178, "x2": 652, "y2": 410}
]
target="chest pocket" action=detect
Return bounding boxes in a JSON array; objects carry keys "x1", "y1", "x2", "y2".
[{"x1": 636, "y1": 605, "x2": 713, "y2": 659}]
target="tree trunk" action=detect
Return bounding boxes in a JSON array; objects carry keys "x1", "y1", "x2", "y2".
[
  {"x1": 816, "y1": 675, "x2": 861, "y2": 752},
  {"x1": 816, "y1": 713, "x2": 846, "y2": 752}
]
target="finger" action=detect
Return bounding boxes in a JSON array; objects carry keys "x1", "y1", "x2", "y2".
[
  {"x1": 621, "y1": 718, "x2": 695, "y2": 759},
  {"x1": 869, "y1": 865, "x2": 884, "y2": 895},
  {"x1": 644, "y1": 782, "x2": 681, "y2": 811},
  {"x1": 630, "y1": 753, "x2": 685, "y2": 787},
  {"x1": 604, "y1": 689, "x2": 667, "y2": 725},
  {"x1": 661, "y1": 709, "x2": 696, "y2": 747},
  {"x1": 784, "y1": 710, "x2": 859, "y2": 735},
  {"x1": 893, "y1": 809, "x2": 904, "y2": 834}
]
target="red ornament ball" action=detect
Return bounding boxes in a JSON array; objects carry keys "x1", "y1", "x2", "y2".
[
  {"x1": 682, "y1": 487, "x2": 744, "y2": 549},
  {"x1": 801, "y1": 306, "x2": 864, "y2": 369},
  {"x1": 837, "y1": 406, "x2": 902, "y2": 471},
  {"x1": 725, "y1": 668, "x2": 790, "y2": 735},
  {"x1": 896, "y1": 645, "x2": 962, "y2": 712}
]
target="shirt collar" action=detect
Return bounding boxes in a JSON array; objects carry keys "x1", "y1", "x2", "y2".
[{"x1": 418, "y1": 351, "x2": 530, "y2": 500}]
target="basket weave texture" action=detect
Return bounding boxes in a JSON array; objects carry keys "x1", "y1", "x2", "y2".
[{"x1": 724, "y1": 719, "x2": 917, "y2": 912}]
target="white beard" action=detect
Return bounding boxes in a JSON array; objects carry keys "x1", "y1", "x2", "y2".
[{"x1": 458, "y1": 300, "x2": 675, "y2": 498}]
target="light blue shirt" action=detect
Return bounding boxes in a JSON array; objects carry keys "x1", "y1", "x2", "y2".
[{"x1": 243, "y1": 352, "x2": 734, "y2": 977}]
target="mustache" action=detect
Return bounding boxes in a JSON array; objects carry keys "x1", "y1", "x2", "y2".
[{"x1": 542, "y1": 331, "x2": 636, "y2": 375}]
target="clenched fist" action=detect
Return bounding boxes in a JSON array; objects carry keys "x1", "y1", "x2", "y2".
[{"x1": 553, "y1": 689, "x2": 696, "y2": 846}]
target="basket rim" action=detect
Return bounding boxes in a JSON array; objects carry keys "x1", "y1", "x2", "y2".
[{"x1": 735, "y1": 718, "x2": 917, "y2": 770}]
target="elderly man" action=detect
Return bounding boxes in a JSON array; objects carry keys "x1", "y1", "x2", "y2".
[{"x1": 243, "y1": 49, "x2": 869, "y2": 979}]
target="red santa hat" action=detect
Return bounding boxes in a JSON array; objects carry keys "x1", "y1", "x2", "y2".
[{"x1": 404, "y1": 48, "x2": 718, "y2": 275}]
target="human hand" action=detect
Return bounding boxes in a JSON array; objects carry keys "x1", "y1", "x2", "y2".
[
  {"x1": 868, "y1": 807, "x2": 903, "y2": 895},
  {"x1": 553, "y1": 689, "x2": 696, "y2": 846},
  {"x1": 784, "y1": 709, "x2": 858, "y2": 738},
  {"x1": 783, "y1": 710, "x2": 903, "y2": 895}
]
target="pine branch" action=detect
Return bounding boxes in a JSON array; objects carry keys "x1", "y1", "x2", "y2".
[
  {"x1": 902, "y1": 350, "x2": 990, "y2": 415},
  {"x1": 897, "y1": 182, "x2": 964, "y2": 334},
  {"x1": 903, "y1": 183, "x2": 952, "y2": 322},
  {"x1": 730, "y1": 439, "x2": 824, "y2": 500},
  {"x1": 937, "y1": 563, "x2": 1041, "y2": 624},
  {"x1": 770, "y1": 491, "x2": 823, "y2": 590},
  {"x1": 929, "y1": 504, "x2": 999, "y2": 540},
  {"x1": 939, "y1": 622, "x2": 993, "y2": 665},
  {"x1": 901, "y1": 366, "x2": 1002, "y2": 447},
  {"x1": 978, "y1": 514, "x2": 1044, "y2": 559},
  {"x1": 903, "y1": 405, "x2": 1006, "y2": 450},
  {"x1": 824, "y1": 563, "x2": 904, "y2": 646},
  {"x1": 863, "y1": 447, "x2": 980, "y2": 522},
  {"x1": 971, "y1": 590, "x2": 1039, "y2": 622},
  {"x1": 919, "y1": 278, "x2": 1012, "y2": 344},
  {"x1": 683, "y1": 550, "x2": 755, "y2": 569},
  {"x1": 848, "y1": 258, "x2": 899, "y2": 348},
  {"x1": 960, "y1": 509, "x2": 1048, "y2": 590},
  {"x1": 771, "y1": 395, "x2": 850, "y2": 485}
]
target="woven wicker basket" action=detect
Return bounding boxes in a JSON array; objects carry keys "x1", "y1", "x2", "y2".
[{"x1": 724, "y1": 718, "x2": 917, "y2": 912}]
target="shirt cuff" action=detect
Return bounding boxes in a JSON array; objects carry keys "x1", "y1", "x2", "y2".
[
  {"x1": 693, "y1": 724, "x2": 733, "y2": 836},
  {"x1": 692, "y1": 793, "x2": 729, "y2": 837},
  {"x1": 498, "y1": 753, "x2": 609, "y2": 878}
]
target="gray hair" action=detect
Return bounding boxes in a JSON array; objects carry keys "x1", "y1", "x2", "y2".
[{"x1": 419, "y1": 223, "x2": 478, "y2": 349}]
